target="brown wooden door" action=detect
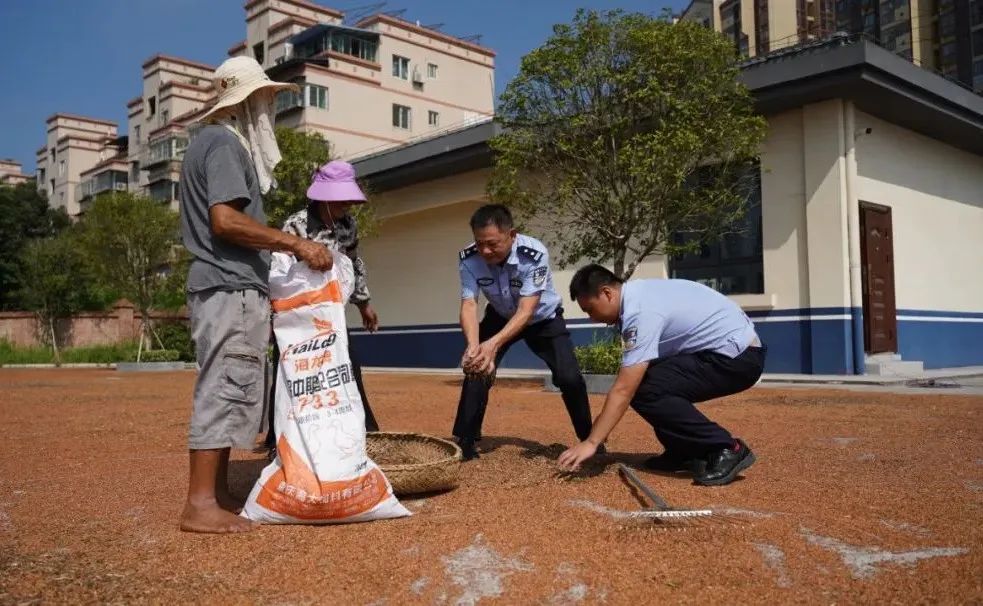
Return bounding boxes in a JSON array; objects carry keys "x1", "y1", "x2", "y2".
[{"x1": 860, "y1": 203, "x2": 898, "y2": 354}]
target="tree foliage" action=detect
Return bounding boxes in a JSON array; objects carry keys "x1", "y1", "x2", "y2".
[
  {"x1": 266, "y1": 127, "x2": 378, "y2": 236},
  {"x1": 17, "y1": 229, "x2": 108, "y2": 364},
  {"x1": 0, "y1": 181, "x2": 70, "y2": 309},
  {"x1": 489, "y1": 10, "x2": 767, "y2": 279},
  {"x1": 76, "y1": 192, "x2": 181, "y2": 333}
]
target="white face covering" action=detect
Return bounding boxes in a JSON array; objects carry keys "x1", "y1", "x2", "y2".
[{"x1": 214, "y1": 90, "x2": 282, "y2": 194}]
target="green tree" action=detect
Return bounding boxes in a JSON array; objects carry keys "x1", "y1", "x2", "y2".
[
  {"x1": 489, "y1": 10, "x2": 767, "y2": 279},
  {"x1": 266, "y1": 127, "x2": 378, "y2": 235},
  {"x1": 76, "y1": 192, "x2": 180, "y2": 354},
  {"x1": 17, "y1": 230, "x2": 107, "y2": 365},
  {"x1": 0, "y1": 181, "x2": 70, "y2": 309}
]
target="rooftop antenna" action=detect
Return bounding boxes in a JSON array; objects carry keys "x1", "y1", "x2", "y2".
[
  {"x1": 460, "y1": 33, "x2": 484, "y2": 44},
  {"x1": 383, "y1": 8, "x2": 407, "y2": 19},
  {"x1": 422, "y1": 22, "x2": 445, "y2": 30},
  {"x1": 342, "y1": 2, "x2": 387, "y2": 24}
]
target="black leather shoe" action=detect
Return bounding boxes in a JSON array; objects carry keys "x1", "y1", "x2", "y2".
[
  {"x1": 694, "y1": 439, "x2": 755, "y2": 486},
  {"x1": 459, "y1": 438, "x2": 480, "y2": 461},
  {"x1": 643, "y1": 452, "x2": 703, "y2": 473}
]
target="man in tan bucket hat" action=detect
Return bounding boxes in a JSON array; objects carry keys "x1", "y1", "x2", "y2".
[{"x1": 178, "y1": 56, "x2": 332, "y2": 534}]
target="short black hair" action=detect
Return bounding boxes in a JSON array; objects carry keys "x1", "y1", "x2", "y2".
[
  {"x1": 469, "y1": 204, "x2": 513, "y2": 231},
  {"x1": 569, "y1": 264, "x2": 623, "y2": 300}
]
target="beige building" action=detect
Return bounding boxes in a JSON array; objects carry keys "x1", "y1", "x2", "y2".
[
  {"x1": 680, "y1": 0, "x2": 983, "y2": 94},
  {"x1": 245, "y1": 0, "x2": 496, "y2": 158},
  {"x1": 32, "y1": 0, "x2": 496, "y2": 217},
  {"x1": 126, "y1": 55, "x2": 216, "y2": 209},
  {"x1": 351, "y1": 39, "x2": 983, "y2": 375},
  {"x1": 679, "y1": 0, "x2": 835, "y2": 56},
  {"x1": 0, "y1": 160, "x2": 30, "y2": 186},
  {"x1": 35, "y1": 114, "x2": 120, "y2": 216}
]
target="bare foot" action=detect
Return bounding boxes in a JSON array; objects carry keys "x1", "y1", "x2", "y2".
[{"x1": 180, "y1": 500, "x2": 257, "y2": 534}]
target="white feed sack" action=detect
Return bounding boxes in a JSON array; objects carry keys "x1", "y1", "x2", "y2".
[{"x1": 242, "y1": 251, "x2": 409, "y2": 524}]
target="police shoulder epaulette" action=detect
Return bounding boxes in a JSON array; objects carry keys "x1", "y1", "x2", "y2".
[
  {"x1": 517, "y1": 245, "x2": 543, "y2": 262},
  {"x1": 459, "y1": 244, "x2": 478, "y2": 261}
]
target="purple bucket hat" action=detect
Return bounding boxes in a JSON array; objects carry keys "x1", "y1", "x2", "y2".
[{"x1": 306, "y1": 160, "x2": 367, "y2": 203}]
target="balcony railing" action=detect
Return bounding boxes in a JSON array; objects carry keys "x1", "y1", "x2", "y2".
[
  {"x1": 78, "y1": 171, "x2": 128, "y2": 201},
  {"x1": 143, "y1": 136, "x2": 189, "y2": 168}
]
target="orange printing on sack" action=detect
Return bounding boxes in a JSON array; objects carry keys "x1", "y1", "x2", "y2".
[
  {"x1": 272, "y1": 280, "x2": 343, "y2": 312},
  {"x1": 255, "y1": 436, "x2": 388, "y2": 520}
]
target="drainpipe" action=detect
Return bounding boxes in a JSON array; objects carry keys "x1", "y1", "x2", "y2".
[{"x1": 843, "y1": 100, "x2": 865, "y2": 374}]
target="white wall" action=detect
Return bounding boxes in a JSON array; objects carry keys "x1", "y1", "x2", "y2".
[
  {"x1": 351, "y1": 199, "x2": 483, "y2": 328},
  {"x1": 854, "y1": 111, "x2": 983, "y2": 313},
  {"x1": 759, "y1": 107, "x2": 809, "y2": 309}
]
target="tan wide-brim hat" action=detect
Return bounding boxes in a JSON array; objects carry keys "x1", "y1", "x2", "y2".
[{"x1": 198, "y1": 56, "x2": 299, "y2": 122}]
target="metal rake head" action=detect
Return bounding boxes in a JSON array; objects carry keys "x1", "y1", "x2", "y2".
[{"x1": 617, "y1": 464, "x2": 720, "y2": 528}]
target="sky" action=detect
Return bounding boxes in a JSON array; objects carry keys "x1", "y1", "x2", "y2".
[{"x1": 0, "y1": 0, "x2": 687, "y2": 172}]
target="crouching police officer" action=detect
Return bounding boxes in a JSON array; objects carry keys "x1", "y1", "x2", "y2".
[
  {"x1": 557, "y1": 264, "x2": 765, "y2": 486},
  {"x1": 452, "y1": 204, "x2": 595, "y2": 460}
]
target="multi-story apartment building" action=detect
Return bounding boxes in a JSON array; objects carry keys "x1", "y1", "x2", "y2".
[
  {"x1": 35, "y1": 114, "x2": 120, "y2": 216},
  {"x1": 38, "y1": 0, "x2": 496, "y2": 216},
  {"x1": 239, "y1": 0, "x2": 496, "y2": 158},
  {"x1": 125, "y1": 55, "x2": 216, "y2": 209},
  {"x1": 0, "y1": 160, "x2": 31, "y2": 186},
  {"x1": 681, "y1": 0, "x2": 838, "y2": 55},
  {"x1": 680, "y1": 0, "x2": 983, "y2": 93},
  {"x1": 928, "y1": 0, "x2": 983, "y2": 90}
]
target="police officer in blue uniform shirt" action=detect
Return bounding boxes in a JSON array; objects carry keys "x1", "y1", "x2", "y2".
[
  {"x1": 453, "y1": 204, "x2": 594, "y2": 460},
  {"x1": 558, "y1": 264, "x2": 766, "y2": 486}
]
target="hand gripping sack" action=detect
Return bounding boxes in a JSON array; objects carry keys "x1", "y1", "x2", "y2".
[{"x1": 241, "y1": 252, "x2": 409, "y2": 524}]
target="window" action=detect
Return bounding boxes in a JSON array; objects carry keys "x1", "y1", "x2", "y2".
[
  {"x1": 428, "y1": 110, "x2": 439, "y2": 127},
  {"x1": 134, "y1": 125, "x2": 141, "y2": 143},
  {"x1": 58, "y1": 160, "x2": 65, "y2": 177},
  {"x1": 392, "y1": 104, "x2": 411, "y2": 129},
  {"x1": 161, "y1": 109, "x2": 170, "y2": 125},
  {"x1": 253, "y1": 42, "x2": 265, "y2": 65},
  {"x1": 276, "y1": 88, "x2": 303, "y2": 114},
  {"x1": 972, "y1": 1, "x2": 983, "y2": 27},
  {"x1": 668, "y1": 166, "x2": 764, "y2": 295},
  {"x1": 392, "y1": 55, "x2": 409, "y2": 79},
  {"x1": 940, "y1": 12, "x2": 957, "y2": 39},
  {"x1": 973, "y1": 29, "x2": 983, "y2": 55},
  {"x1": 308, "y1": 84, "x2": 327, "y2": 109},
  {"x1": 427, "y1": 62, "x2": 438, "y2": 78},
  {"x1": 329, "y1": 33, "x2": 379, "y2": 62}
]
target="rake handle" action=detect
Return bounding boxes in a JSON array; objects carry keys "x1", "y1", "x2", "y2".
[{"x1": 617, "y1": 464, "x2": 671, "y2": 511}]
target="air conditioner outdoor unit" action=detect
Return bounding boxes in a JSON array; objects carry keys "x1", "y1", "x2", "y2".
[{"x1": 412, "y1": 66, "x2": 423, "y2": 83}]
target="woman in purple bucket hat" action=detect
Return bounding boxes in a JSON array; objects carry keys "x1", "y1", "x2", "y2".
[{"x1": 263, "y1": 160, "x2": 380, "y2": 456}]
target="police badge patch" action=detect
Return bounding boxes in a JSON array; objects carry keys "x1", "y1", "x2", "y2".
[
  {"x1": 477, "y1": 277, "x2": 494, "y2": 286},
  {"x1": 509, "y1": 278, "x2": 522, "y2": 289},
  {"x1": 622, "y1": 327, "x2": 638, "y2": 350},
  {"x1": 533, "y1": 266, "x2": 548, "y2": 287}
]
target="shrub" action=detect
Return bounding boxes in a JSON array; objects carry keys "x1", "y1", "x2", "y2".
[
  {"x1": 0, "y1": 339, "x2": 140, "y2": 365},
  {"x1": 137, "y1": 349, "x2": 181, "y2": 362},
  {"x1": 154, "y1": 321, "x2": 195, "y2": 361},
  {"x1": 574, "y1": 338, "x2": 623, "y2": 375}
]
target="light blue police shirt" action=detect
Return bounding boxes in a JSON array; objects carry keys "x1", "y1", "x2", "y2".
[
  {"x1": 459, "y1": 234, "x2": 561, "y2": 322},
  {"x1": 619, "y1": 279, "x2": 758, "y2": 367}
]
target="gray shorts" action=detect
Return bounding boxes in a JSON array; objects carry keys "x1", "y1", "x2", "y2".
[{"x1": 188, "y1": 288, "x2": 270, "y2": 450}]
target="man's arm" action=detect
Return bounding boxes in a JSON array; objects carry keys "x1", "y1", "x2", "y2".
[
  {"x1": 210, "y1": 203, "x2": 332, "y2": 270},
  {"x1": 469, "y1": 294, "x2": 540, "y2": 374},
  {"x1": 460, "y1": 298, "x2": 480, "y2": 356},
  {"x1": 556, "y1": 362, "x2": 649, "y2": 471}
]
